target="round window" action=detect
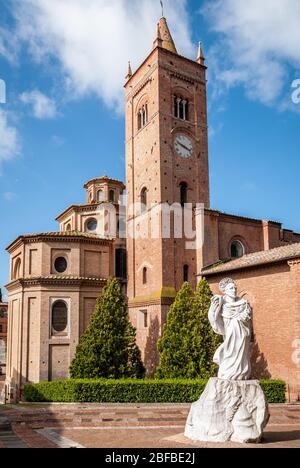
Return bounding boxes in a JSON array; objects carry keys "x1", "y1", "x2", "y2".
[
  {"x1": 52, "y1": 301, "x2": 68, "y2": 333},
  {"x1": 54, "y1": 257, "x2": 68, "y2": 273},
  {"x1": 86, "y1": 218, "x2": 98, "y2": 232}
]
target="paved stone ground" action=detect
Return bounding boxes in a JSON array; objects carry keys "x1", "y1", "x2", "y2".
[{"x1": 0, "y1": 403, "x2": 300, "y2": 448}]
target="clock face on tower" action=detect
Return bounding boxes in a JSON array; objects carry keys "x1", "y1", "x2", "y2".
[{"x1": 174, "y1": 134, "x2": 193, "y2": 159}]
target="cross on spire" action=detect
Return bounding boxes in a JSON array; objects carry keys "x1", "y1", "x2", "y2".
[{"x1": 160, "y1": 0, "x2": 164, "y2": 17}]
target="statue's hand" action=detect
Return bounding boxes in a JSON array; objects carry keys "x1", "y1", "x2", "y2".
[
  {"x1": 211, "y1": 295, "x2": 223, "y2": 310},
  {"x1": 240, "y1": 311, "x2": 251, "y2": 322}
]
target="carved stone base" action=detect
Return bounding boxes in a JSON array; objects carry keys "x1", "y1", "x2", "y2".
[{"x1": 185, "y1": 378, "x2": 270, "y2": 444}]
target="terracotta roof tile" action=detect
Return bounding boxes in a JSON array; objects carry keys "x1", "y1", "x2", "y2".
[
  {"x1": 6, "y1": 275, "x2": 108, "y2": 288},
  {"x1": 6, "y1": 231, "x2": 113, "y2": 251},
  {"x1": 33, "y1": 275, "x2": 107, "y2": 281},
  {"x1": 202, "y1": 242, "x2": 300, "y2": 275},
  {"x1": 84, "y1": 176, "x2": 125, "y2": 188}
]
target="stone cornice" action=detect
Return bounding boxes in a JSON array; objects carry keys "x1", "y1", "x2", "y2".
[
  {"x1": 84, "y1": 176, "x2": 125, "y2": 190},
  {"x1": 132, "y1": 77, "x2": 154, "y2": 100},
  {"x1": 166, "y1": 68, "x2": 205, "y2": 86},
  {"x1": 56, "y1": 202, "x2": 122, "y2": 222},
  {"x1": 128, "y1": 297, "x2": 175, "y2": 308},
  {"x1": 6, "y1": 232, "x2": 113, "y2": 253},
  {"x1": 6, "y1": 276, "x2": 108, "y2": 290},
  {"x1": 125, "y1": 45, "x2": 206, "y2": 91},
  {"x1": 288, "y1": 259, "x2": 300, "y2": 267},
  {"x1": 128, "y1": 287, "x2": 176, "y2": 308}
]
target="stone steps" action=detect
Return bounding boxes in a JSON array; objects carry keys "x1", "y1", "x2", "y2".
[
  {"x1": 5, "y1": 404, "x2": 300, "y2": 430},
  {"x1": 0, "y1": 413, "x2": 29, "y2": 448}
]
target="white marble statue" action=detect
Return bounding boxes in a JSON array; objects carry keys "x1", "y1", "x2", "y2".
[
  {"x1": 185, "y1": 278, "x2": 269, "y2": 444},
  {"x1": 209, "y1": 278, "x2": 252, "y2": 381}
]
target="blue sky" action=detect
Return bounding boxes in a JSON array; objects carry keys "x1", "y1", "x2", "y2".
[{"x1": 1, "y1": 0, "x2": 300, "y2": 298}]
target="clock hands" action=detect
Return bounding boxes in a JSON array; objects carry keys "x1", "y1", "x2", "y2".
[{"x1": 177, "y1": 141, "x2": 192, "y2": 153}]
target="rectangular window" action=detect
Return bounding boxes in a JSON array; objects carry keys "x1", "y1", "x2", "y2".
[
  {"x1": 138, "y1": 310, "x2": 148, "y2": 329},
  {"x1": 0, "y1": 325, "x2": 2, "y2": 333},
  {"x1": 115, "y1": 249, "x2": 127, "y2": 279}
]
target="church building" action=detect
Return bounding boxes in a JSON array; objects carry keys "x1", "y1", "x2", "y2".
[{"x1": 5, "y1": 17, "x2": 300, "y2": 402}]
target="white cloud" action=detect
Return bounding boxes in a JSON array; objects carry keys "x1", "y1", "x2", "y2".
[
  {"x1": 203, "y1": 0, "x2": 300, "y2": 106},
  {"x1": 20, "y1": 90, "x2": 57, "y2": 119},
  {"x1": 10, "y1": 0, "x2": 194, "y2": 112},
  {"x1": 0, "y1": 26, "x2": 18, "y2": 63},
  {"x1": 0, "y1": 110, "x2": 20, "y2": 164}
]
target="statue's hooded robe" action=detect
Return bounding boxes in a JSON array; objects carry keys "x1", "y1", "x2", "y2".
[{"x1": 209, "y1": 297, "x2": 252, "y2": 380}]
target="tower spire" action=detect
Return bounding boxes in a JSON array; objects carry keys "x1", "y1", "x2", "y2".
[
  {"x1": 196, "y1": 42, "x2": 205, "y2": 65},
  {"x1": 125, "y1": 61, "x2": 133, "y2": 81},
  {"x1": 153, "y1": 21, "x2": 163, "y2": 49},
  {"x1": 153, "y1": 17, "x2": 177, "y2": 54}
]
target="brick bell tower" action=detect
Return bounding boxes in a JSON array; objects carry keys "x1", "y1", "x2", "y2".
[{"x1": 125, "y1": 17, "x2": 209, "y2": 374}]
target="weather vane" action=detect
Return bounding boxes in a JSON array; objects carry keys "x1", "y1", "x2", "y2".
[{"x1": 160, "y1": 0, "x2": 164, "y2": 17}]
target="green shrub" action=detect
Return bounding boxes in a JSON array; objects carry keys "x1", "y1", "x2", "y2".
[
  {"x1": 24, "y1": 379, "x2": 286, "y2": 404},
  {"x1": 70, "y1": 278, "x2": 145, "y2": 379},
  {"x1": 156, "y1": 280, "x2": 222, "y2": 379},
  {"x1": 260, "y1": 380, "x2": 286, "y2": 404}
]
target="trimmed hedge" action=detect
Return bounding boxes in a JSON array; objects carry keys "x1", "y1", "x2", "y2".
[
  {"x1": 260, "y1": 380, "x2": 286, "y2": 404},
  {"x1": 23, "y1": 379, "x2": 286, "y2": 404}
]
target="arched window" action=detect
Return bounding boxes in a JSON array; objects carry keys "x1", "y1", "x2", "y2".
[
  {"x1": 138, "y1": 111, "x2": 142, "y2": 130},
  {"x1": 65, "y1": 223, "x2": 72, "y2": 232},
  {"x1": 97, "y1": 190, "x2": 104, "y2": 202},
  {"x1": 231, "y1": 240, "x2": 245, "y2": 259},
  {"x1": 180, "y1": 182, "x2": 188, "y2": 206},
  {"x1": 52, "y1": 300, "x2": 68, "y2": 334},
  {"x1": 143, "y1": 104, "x2": 148, "y2": 126},
  {"x1": 183, "y1": 265, "x2": 189, "y2": 283},
  {"x1": 141, "y1": 187, "x2": 147, "y2": 211},
  {"x1": 143, "y1": 267, "x2": 148, "y2": 285},
  {"x1": 13, "y1": 258, "x2": 21, "y2": 280},
  {"x1": 173, "y1": 95, "x2": 189, "y2": 121},
  {"x1": 109, "y1": 190, "x2": 115, "y2": 203},
  {"x1": 137, "y1": 103, "x2": 148, "y2": 130}
]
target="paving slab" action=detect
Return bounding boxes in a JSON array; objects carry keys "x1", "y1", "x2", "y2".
[{"x1": 0, "y1": 403, "x2": 300, "y2": 449}]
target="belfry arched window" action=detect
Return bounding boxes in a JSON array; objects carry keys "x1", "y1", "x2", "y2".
[
  {"x1": 97, "y1": 190, "x2": 104, "y2": 202},
  {"x1": 137, "y1": 103, "x2": 148, "y2": 130},
  {"x1": 180, "y1": 182, "x2": 188, "y2": 206},
  {"x1": 231, "y1": 240, "x2": 245, "y2": 259},
  {"x1": 109, "y1": 190, "x2": 115, "y2": 203},
  {"x1": 173, "y1": 95, "x2": 189, "y2": 121}
]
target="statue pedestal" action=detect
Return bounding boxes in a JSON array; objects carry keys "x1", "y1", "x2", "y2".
[{"x1": 185, "y1": 378, "x2": 270, "y2": 444}]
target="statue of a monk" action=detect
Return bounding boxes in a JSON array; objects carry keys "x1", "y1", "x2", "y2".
[
  {"x1": 208, "y1": 278, "x2": 252, "y2": 381},
  {"x1": 184, "y1": 278, "x2": 269, "y2": 444}
]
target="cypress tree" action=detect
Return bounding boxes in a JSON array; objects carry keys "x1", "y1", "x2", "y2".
[
  {"x1": 156, "y1": 279, "x2": 222, "y2": 379},
  {"x1": 156, "y1": 282, "x2": 196, "y2": 379},
  {"x1": 70, "y1": 278, "x2": 145, "y2": 379}
]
